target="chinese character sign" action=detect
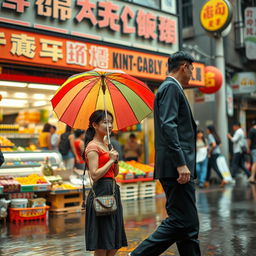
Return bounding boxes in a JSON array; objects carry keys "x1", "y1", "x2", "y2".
[
  {"x1": 0, "y1": 0, "x2": 178, "y2": 52},
  {"x1": 200, "y1": 0, "x2": 232, "y2": 32},
  {"x1": 244, "y1": 7, "x2": 256, "y2": 60}
]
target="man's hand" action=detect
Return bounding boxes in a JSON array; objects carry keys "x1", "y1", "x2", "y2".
[{"x1": 177, "y1": 165, "x2": 191, "y2": 184}]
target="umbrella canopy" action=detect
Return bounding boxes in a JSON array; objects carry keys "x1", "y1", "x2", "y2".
[{"x1": 51, "y1": 69, "x2": 154, "y2": 131}]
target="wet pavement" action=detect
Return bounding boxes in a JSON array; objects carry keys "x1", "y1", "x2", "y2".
[{"x1": 1, "y1": 180, "x2": 256, "y2": 256}]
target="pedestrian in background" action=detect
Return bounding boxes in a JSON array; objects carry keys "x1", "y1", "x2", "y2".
[
  {"x1": 196, "y1": 129, "x2": 208, "y2": 188},
  {"x1": 0, "y1": 149, "x2": 4, "y2": 167},
  {"x1": 50, "y1": 125, "x2": 59, "y2": 150},
  {"x1": 84, "y1": 110, "x2": 127, "y2": 255},
  {"x1": 74, "y1": 129, "x2": 85, "y2": 170},
  {"x1": 129, "y1": 51, "x2": 201, "y2": 256},
  {"x1": 123, "y1": 133, "x2": 142, "y2": 161},
  {"x1": 205, "y1": 125, "x2": 226, "y2": 187},
  {"x1": 227, "y1": 122, "x2": 250, "y2": 179},
  {"x1": 59, "y1": 125, "x2": 79, "y2": 170},
  {"x1": 248, "y1": 119, "x2": 256, "y2": 183},
  {"x1": 38, "y1": 123, "x2": 52, "y2": 150}
]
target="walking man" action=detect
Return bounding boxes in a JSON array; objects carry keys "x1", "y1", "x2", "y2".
[
  {"x1": 129, "y1": 51, "x2": 201, "y2": 256},
  {"x1": 227, "y1": 122, "x2": 250, "y2": 178}
]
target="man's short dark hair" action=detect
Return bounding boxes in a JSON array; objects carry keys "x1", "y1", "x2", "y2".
[
  {"x1": 232, "y1": 121, "x2": 241, "y2": 127},
  {"x1": 168, "y1": 51, "x2": 195, "y2": 73}
]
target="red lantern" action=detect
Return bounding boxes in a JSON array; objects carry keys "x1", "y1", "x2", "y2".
[{"x1": 199, "y1": 66, "x2": 223, "y2": 94}]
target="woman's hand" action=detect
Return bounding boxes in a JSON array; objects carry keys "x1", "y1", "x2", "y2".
[{"x1": 109, "y1": 149, "x2": 119, "y2": 162}]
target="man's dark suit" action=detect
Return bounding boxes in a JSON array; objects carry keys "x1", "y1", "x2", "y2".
[{"x1": 131, "y1": 77, "x2": 201, "y2": 256}]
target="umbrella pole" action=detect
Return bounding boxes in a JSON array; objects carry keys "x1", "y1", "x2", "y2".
[{"x1": 101, "y1": 76, "x2": 112, "y2": 150}]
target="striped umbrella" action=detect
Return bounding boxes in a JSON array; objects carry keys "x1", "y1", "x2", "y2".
[{"x1": 51, "y1": 68, "x2": 154, "y2": 144}]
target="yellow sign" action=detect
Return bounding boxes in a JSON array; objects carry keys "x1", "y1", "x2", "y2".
[{"x1": 200, "y1": 0, "x2": 232, "y2": 32}]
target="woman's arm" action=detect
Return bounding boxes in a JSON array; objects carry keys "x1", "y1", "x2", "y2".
[{"x1": 87, "y1": 151, "x2": 116, "y2": 182}]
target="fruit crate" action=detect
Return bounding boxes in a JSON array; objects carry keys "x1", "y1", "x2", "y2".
[
  {"x1": 47, "y1": 190, "x2": 83, "y2": 214},
  {"x1": 118, "y1": 182, "x2": 138, "y2": 201},
  {"x1": 138, "y1": 181, "x2": 156, "y2": 199},
  {"x1": 8, "y1": 206, "x2": 49, "y2": 223}
]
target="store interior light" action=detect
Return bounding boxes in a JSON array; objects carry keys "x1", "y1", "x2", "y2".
[
  {"x1": 28, "y1": 83, "x2": 59, "y2": 90},
  {"x1": 14, "y1": 92, "x2": 28, "y2": 98},
  {"x1": 0, "y1": 81, "x2": 27, "y2": 87},
  {"x1": 0, "y1": 91, "x2": 8, "y2": 97},
  {"x1": 33, "y1": 101, "x2": 48, "y2": 107},
  {"x1": 32, "y1": 93, "x2": 46, "y2": 99},
  {"x1": 0, "y1": 99, "x2": 28, "y2": 107}
]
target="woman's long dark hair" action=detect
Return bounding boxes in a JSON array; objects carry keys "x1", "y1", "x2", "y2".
[
  {"x1": 207, "y1": 125, "x2": 221, "y2": 145},
  {"x1": 83, "y1": 110, "x2": 113, "y2": 159}
]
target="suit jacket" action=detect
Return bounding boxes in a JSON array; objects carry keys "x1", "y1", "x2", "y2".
[{"x1": 154, "y1": 77, "x2": 197, "y2": 179}]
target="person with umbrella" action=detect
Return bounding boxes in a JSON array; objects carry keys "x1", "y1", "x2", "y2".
[
  {"x1": 84, "y1": 110, "x2": 127, "y2": 255},
  {"x1": 51, "y1": 68, "x2": 154, "y2": 255}
]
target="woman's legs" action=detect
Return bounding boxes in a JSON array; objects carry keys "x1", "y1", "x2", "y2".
[
  {"x1": 95, "y1": 249, "x2": 107, "y2": 256},
  {"x1": 106, "y1": 249, "x2": 118, "y2": 256},
  {"x1": 200, "y1": 158, "x2": 208, "y2": 186}
]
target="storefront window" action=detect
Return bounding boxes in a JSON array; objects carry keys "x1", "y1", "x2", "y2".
[{"x1": 182, "y1": 0, "x2": 193, "y2": 28}]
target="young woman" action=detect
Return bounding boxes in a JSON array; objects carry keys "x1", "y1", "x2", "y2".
[
  {"x1": 84, "y1": 110, "x2": 127, "y2": 256},
  {"x1": 205, "y1": 125, "x2": 227, "y2": 187},
  {"x1": 196, "y1": 129, "x2": 208, "y2": 188}
]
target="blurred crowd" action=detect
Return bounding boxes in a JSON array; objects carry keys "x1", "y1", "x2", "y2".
[{"x1": 196, "y1": 119, "x2": 256, "y2": 188}]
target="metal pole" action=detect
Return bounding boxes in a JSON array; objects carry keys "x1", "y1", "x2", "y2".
[
  {"x1": 215, "y1": 37, "x2": 229, "y2": 160},
  {"x1": 101, "y1": 75, "x2": 111, "y2": 147}
]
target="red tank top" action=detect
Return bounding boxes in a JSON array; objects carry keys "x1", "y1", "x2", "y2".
[{"x1": 85, "y1": 141, "x2": 115, "y2": 179}]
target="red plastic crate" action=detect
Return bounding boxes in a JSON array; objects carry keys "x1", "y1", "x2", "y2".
[{"x1": 8, "y1": 206, "x2": 49, "y2": 223}]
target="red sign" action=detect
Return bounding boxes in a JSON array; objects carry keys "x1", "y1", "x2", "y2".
[
  {"x1": 199, "y1": 66, "x2": 223, "y2": 94},
  {"x1": 0, "y1": 27, "x2": 204, "y2": 85}
]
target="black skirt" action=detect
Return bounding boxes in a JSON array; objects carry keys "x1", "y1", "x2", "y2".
[{"x1": 85, "y1": 178, "x2": 128, "y2": 251}]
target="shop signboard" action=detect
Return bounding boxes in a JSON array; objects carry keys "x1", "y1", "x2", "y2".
[
  {"x1": 0, "y1": 0, "x2": 178, "y2": 54},
  {"x1": 231, "y1": 72, "x2": 256, "y2": 94},
  {"x1": 200, "y1": 0, "x2": 232, "y2": 33},
  {"x1": 226, "y1": 86, "x2": 233, "y2": 117},
  {"x1": 0, "y1": 26, "x2": 205, "y2": 85},
  {"x1": 244, "y1": 7, "x2": 256, "y2": 60}
]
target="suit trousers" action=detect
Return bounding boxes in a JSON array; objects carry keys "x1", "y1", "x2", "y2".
[{"x1": 131, "y1": 179, "x2": 201, "y2": 256}]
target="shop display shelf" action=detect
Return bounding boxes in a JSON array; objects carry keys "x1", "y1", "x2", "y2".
[
  {"x1": 8, "y1": 206, "x2": 49, "y2": 223},
  {"x1": 21, "y1": 183, "x2": 51, "y2": 192},
  {"x1": 116, "y1": 177, "x2": 154, "y2": 183},
  {"x1": 49, "y1": 187, "x2": 84, "y2": 194}
]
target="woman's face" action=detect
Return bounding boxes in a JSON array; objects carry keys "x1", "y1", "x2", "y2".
[
  {"x1": 206, "y1": 128, "x2": 210, "y2": 134},
  {"x1": 197, "y1": 132, "x2": 203, "y2": 139},
  {"x1": 94, "y1": 114, "x2": 113, "y2": 136}
]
